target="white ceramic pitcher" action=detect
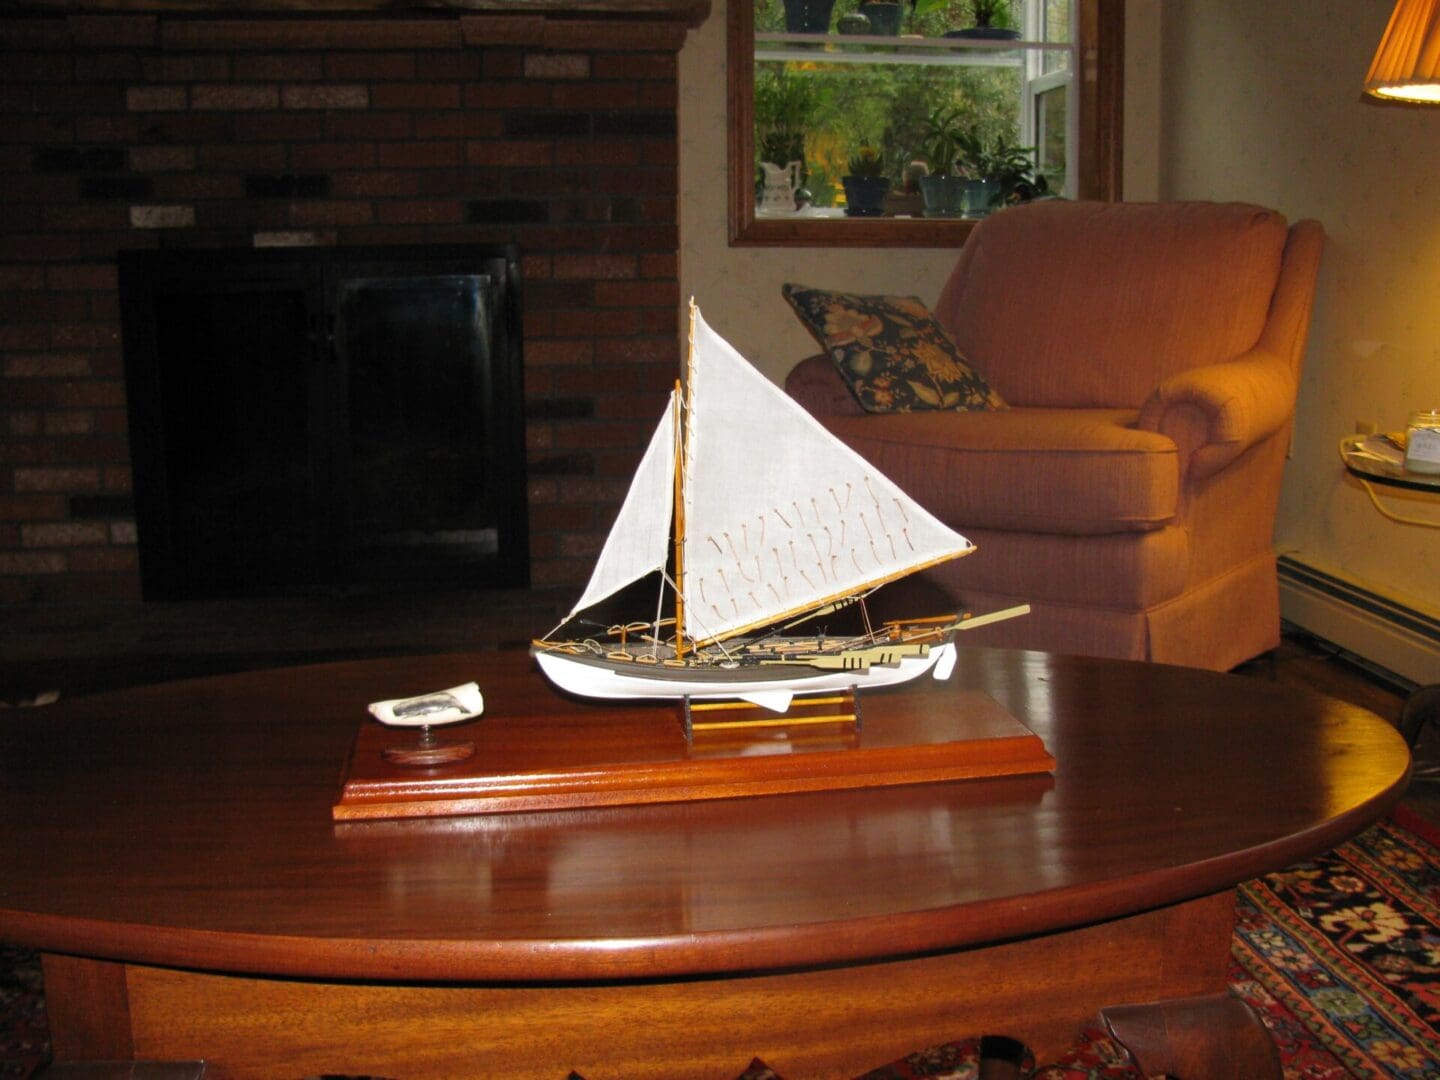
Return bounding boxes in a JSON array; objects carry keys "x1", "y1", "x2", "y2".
[{"x1": 759, "y1": 160, "x2": 802, "y2": 213}]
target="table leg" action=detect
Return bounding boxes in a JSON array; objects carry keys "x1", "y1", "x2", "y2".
[{"x1": 40, "y1": 954, "x2": 135, "y2": 1063}]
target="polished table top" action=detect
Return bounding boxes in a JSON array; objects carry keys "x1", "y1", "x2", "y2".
[{"x1": 0, "y1": 648, "x2": 1410, "y2": 984}]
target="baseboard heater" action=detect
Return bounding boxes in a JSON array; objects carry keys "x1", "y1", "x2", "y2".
[{"x1": 1277, "y1": 554, "x2": 1440, "y2": 689}]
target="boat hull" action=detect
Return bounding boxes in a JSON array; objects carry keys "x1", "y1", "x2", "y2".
[{"x1": 532, "y1": 642, "x2": 956, "y2": 709}]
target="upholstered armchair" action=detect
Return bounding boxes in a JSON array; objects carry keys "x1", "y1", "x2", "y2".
[{"x1": 784, "y1": 200, "x2": 1324, "y2": 670}]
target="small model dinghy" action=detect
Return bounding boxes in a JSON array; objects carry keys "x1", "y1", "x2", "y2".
[{"x1": 531, "y1": 302, "x2": 994, "y2": 712}]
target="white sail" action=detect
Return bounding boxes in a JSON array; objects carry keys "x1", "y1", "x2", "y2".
[
  {"x1": 680, "y1": 306, "x2": 974, "y2": 645},
  {"x1": 567, "y1": 390, "x2": 678, "y2": 619}
]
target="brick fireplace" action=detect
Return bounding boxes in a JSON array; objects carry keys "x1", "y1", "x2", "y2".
[{"x1": 0, "y1": 2, "x2": 709, "y2": 606}]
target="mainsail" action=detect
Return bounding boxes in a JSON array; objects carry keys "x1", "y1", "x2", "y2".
[
  {"x1": 680, "y1": 306, "x2": 973, "y2": 644},
  {"x1": 557, "y1": 304, "x2": 975, "y2": 643}
]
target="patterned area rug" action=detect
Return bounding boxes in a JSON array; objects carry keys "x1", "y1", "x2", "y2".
[
  {"x1": 5, "y1": 811, "x2": 1440, "y2": 1079},
  {"x1": 1230, "y1": 805, "x2": 1440, "y2": 1078},
  {"x1": 0, "y1": 943, "x2": 43, "y2": 1079}
]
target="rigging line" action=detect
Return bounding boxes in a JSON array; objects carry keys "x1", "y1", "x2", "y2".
[
  {"x1": 649, "y1": 572, "x2": 667, "y2": 659},
  {"x1": 673, "y1": 365, "x2": 689, "y2": 660},
  {"x1": 537, "y1": 615, "x2": 570, "y2": 642},
  {"x1": 660, "y1": 568, "x2": 736, "y2": 660}
]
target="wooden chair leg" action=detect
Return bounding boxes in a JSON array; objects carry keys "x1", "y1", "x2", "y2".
[{"x1": 1099, "y1": 990, "x2": 1280, "y2": 1080}]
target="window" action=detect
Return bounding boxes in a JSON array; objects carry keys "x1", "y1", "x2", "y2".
[{"x1": 728, "y1": 0, "x2": 1123, "y2": 247}]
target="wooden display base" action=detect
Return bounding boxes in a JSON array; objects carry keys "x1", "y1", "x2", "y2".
[{"x1": 334, "y1": 670, "x2": 1054, "y2": 820}]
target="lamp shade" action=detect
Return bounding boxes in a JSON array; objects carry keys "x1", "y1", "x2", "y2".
[{"x1": 1366, "y1": 0, "x2": 1440, "y2": 101}]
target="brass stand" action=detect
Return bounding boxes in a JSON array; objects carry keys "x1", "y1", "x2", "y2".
[
  {"x1": 681, "y1": 689, "x2": 861, "y2": 744},
  {"x1": 381, "y1": 724, "x2": 476, "y2": 767}
]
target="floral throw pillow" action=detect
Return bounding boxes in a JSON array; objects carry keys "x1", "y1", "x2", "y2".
[{"x1": 782, "y1": 284, "x2": 1005, "y2": 414}]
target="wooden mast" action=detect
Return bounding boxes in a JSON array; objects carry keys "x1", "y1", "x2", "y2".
[
  {"x1": 672, "y1": 377, "x2": 686, "y2": 660},
  {"x1": 673, "y1": 300, "x2": 696, "y2": 660}
]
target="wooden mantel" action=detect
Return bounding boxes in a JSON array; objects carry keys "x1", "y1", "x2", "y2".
[{"x1": 8, "y1": 0, "x2": 711, "y2": 24}]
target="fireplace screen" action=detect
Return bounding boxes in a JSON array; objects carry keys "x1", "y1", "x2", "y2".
[{"x1": 118, "y1": 245, "x2": 526, "y2": 600}]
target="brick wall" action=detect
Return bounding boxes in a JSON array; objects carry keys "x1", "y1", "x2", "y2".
[{"x1": 0, "y1": 10, "x2": 693, "y2": 604}]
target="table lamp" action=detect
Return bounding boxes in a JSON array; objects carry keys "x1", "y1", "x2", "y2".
[
  {"x1": 1365, "y1": 0, "x2": 1440, "y2": 101},
  {"x1": 1362, "y1": 0, "x2": 1440, "y2": 751},
  {"x1": 1365, "y1": 0, "x2": 1440, "y2": 471}
]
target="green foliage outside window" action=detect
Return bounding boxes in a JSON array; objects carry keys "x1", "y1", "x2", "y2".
[{"x1": 753, "y1": 0, "x2": 1036, "y2": 211}]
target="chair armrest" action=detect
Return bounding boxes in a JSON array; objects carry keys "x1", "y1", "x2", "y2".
[
  {"x1": 784, "y1": 354, "x2": 865, "y2": 417},
  {"x1": 1136, "y1": 348, "x2": 1296, "y2": 482}
]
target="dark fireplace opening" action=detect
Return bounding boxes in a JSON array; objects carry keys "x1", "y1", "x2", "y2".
[{"x1": 118, "y1": 244, "x2": 527, "y2": 601}]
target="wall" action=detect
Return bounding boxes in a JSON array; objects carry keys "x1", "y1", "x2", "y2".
[
  {"x1": 678, "y1": 0, "x2": 1162, "y2": 384},
  {"x1": 677, "y1": 0, "x2": 961, "y2": 385},
  {"x1": 1157, "y1": 0, "x2": 1440, "y2": 679},
  {"x1": 678, "y1": 0, "x2": 1440, "y2": 680},
  {"x1": 0, "y1": 11, "x2": 693, "y2": 603}
]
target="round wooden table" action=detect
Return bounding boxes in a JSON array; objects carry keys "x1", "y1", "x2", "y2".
[{"x1": 0, "y1": 647, "x2": 1410, "y2": 1079}]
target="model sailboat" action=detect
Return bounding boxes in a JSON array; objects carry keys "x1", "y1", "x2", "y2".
[{"x1": 532, "y1": 302, "x2": 1011, "y2": 713}]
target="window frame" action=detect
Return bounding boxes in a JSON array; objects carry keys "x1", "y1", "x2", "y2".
[{"x1": 727, "y1": 0, "x2": 1125, "y2": 248}]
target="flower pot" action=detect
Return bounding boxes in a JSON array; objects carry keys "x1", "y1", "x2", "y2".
[
  {"x1": 963, "y1": 178, "x2": 998, "y2": 218},
  {"x1": 919, "y1": 175, "x2": 967, "y2": 218},
  {"x1": 783, "y1": 0, "x2": 836, "y2": 33},
  {"x1": 859, "y1": 1, "x2": 903, "y2": 34},
  {"x1": 944, "y1": 26, "x2": 1022, "y2": 39},
  {"x1": 842, "y1": 175, "x2": 891, "y2": 217}
]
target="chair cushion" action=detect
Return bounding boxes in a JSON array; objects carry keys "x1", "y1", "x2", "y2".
[
  {"x1": 821, "y1": 408, "x2": 1179, "y2": 535},
  {"x1": 781, "y1": 284, "x2": 1006, "y2": 413},
  {"x1": 934, "y1": 201, "x2": 1290, "y2": 408},
  {"x1": 938, "y1": 525, "x2": 1190, "y2": 608}
]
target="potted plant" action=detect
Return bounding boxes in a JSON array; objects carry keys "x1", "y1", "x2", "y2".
[
  {"x1": 859, "y1": 0, "x2": 904, "y2": 35},
  {"x1": 960, "y1": 134, "x2": 1049, "y2": 216},
  {"x1": 982, "y1": 137, "x2": 1050, "y2": 207},
  {"x1": 782, "y1": 0, "x2": 837, "y2": 33},
  {"x1": 917, "y1": 106, "x2": 970, "y2": 217},
  {"x1": 948, "y1": 0, "x2": 1020, "y2": 39},
  {"x1": 841, "y1": 144, "x2": 891, "y2": 217},
  {"x1": 911, "y1": 0, "x2": 1020, "y2": 39}
]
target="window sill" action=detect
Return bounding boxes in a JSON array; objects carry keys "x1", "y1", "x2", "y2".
[{"x1": 730, "y1": 214, "x2": 980, "y2": 248}]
